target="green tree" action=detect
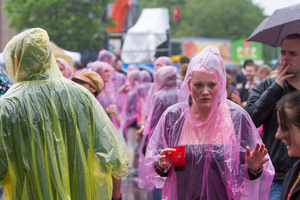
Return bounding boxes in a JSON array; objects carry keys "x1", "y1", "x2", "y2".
[
  {"x1": 139, "y1": 0, "x2": 265, "y2": 40},
  {"x1": 138, "y1": 0, "x2": 274, "y2": 61},
  {"x1": 3, "y1": 0, "x2": 113, "y2": 52}
]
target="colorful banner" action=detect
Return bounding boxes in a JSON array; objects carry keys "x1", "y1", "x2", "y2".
[
  {"x1": 182, "y1": 37, "x2": 231, "y2": 60},
  {"x1": 231, "y1": 39, "x2": 262, "y2": 62}
]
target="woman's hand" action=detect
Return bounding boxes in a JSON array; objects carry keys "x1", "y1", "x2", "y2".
[
  {"x1": 106, "y1": 105, "x2": 117, "y2": 116},
  {"x1": 158, "y1": 148, "x2": 176, "y2": 169},
  {"x1": 246, "y1": 143, "x2": 269, "y2": 171},
  {"x1": 135, "y1": 128, "x2": 144, "y2": 139}
]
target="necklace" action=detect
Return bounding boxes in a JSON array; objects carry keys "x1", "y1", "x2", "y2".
[{"x1": 287, "y1": 171, "x2": 300, "y2": 199}]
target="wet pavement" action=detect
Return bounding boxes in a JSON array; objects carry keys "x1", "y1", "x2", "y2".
[{"x1": 121, "y1": 176, "x2": 153, "y2": 200}]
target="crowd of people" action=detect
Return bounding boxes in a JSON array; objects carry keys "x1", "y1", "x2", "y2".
[{"x1": 0, "y1": 21, "x2": 299, "y2": 200}]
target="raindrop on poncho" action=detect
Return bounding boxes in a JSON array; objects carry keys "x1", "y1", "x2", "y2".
[
  {"x1": 0, "y1": 28, "x2": 129, "y2": 200},
  {"x1": 145, "y1": 46, "x2": 274, "y2": 200}
]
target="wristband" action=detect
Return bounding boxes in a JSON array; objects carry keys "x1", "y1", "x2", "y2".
[
  {"x1": 141, "y1": 125, "x2": 145, "y2": 129},
  {"x1": 112, "y1": 193, "x2": 122, "y2": 200},
  {"x1": 158, "y1": 160, "x2": 171, "y2": 173},
  {"x1": 248, "y1": 167, "x2": 263, "y2": 176}
]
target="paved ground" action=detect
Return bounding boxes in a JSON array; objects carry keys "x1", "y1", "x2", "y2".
[{"x1": 121, "y1": 176, "x2": 153, "y2": 200}]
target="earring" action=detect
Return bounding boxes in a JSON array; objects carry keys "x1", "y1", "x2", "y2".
[{"x1": 188, "y1": 94, "x2": 193, "y2": 107}]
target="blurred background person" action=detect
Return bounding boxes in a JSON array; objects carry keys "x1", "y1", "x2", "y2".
[
  {"x1": 226, "y1": 69, "x2": 238, "y2": 101},
  {"x1": 127, "y1": 64, "x2": 138, "y2": 72},
  {"x1": 122, "y1": 69, "x2": 142, "y2": 175},
  {"x1": 115, "y1": 59, "x2": 127, "y2": 76},
  {"x1": 56, "y1": 57, "x2": 73, "y2": 79},
  {"x1": 137, "y1": 66, "x2": 179, "y2": 200},
  {"x1": 235, "y1": 62, "x2": 259, "y2": 108},
  {"x1": 72, "y1": 70, "x2": 103, "y2": 97},
  {"x1": 135, "y1": 56, "x2": 173, "y2": 137},
  {"x1": 258, "y1": 64, "x2": 272, "y2": 81},
  {"x1": 177, "y1": 56, "x2": 190, "y2": 88},
  {"x1": 89, "y1": 61, "x2": 121, "y2": 128},
  {"x1": 74, "y1": 61, "x2": 85, "y2": 77},
  {"x1": 137, "y1": 70, "x2": 153, "y2": 115},
  {"x1": 98, "y1": 49, "x2": 127, "y2": 130}
]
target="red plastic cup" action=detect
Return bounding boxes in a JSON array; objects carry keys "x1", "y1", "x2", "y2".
[{"x1": 171, "y1": 146, "x2": 185, "y2": 172}]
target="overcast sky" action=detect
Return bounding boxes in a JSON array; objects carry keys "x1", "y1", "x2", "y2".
[{"x1": 252, "y1": 0, "x2": 300, "y2": 15}]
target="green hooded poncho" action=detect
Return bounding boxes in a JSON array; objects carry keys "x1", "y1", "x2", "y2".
[{"x1": 0, "y1": 28, "x2": 129, "y2": 200}]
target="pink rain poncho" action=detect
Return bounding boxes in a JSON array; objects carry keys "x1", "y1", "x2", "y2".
[
  {"x1": 89, "y1": 61, "x2": 113, "y2": 108},
  {"x1": 142, "y1": 56, "x2": 173, "y2": 116},
  {"x1": 123, "y1": 69, "x2": 142, "y2": 136},
  {"x1": 137, "y1": 70, "x2": 153, "y2": 111},
  {"x1": 56, "y1": 58, "x2": 73, "y2": 79},
  {"x1": 97, "y1": 50, "x2": 127, "y2": 119},
  {"x1": 145, "y1": 46, "x2": 274, "y2": 200},
  {"x1": 97, "y1": 49, "x2": 116, "y2": 66},
  {"x1": 89, "y1": 61, "x2": 120, "y2": 128},
  {"x1": 138, "y1": 66, "x2": 179, "y2": 189},
  {"x1": 127, "y1": 64, "x2": 138, "y2": 72}
]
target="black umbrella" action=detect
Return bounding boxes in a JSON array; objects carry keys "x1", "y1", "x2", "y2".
[{"x1": 248, "y1": 4, "x2": 300, "y2": 47}]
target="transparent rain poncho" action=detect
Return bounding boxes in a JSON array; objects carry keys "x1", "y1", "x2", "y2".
[
  {"x1": 145, "y1": 46, "x2": 274, "y2": 200},
  {"x1": 97, "y1": 50, "x2": 127, "y2": 122},
  {"x1": 89, "y1": 61, "x2": 120, "y2": 129},
  {"x1": 89, "y1": 61, "x2": 114, "y2": 108},
  {"x1": 0, "y1": 28, "x2": 129, "y2": 200},
  {"x1": 137, "y1": 70, "x2": 153, "y2": 110},
  {"x1": 142, "y1": 56, "x2": 173, "y2": 117},
  {"x1": 138, "y1": 66, "x2": 179, "y2": 189},
  {"x1": 123, "y1": 70, "x2": 142, "y2": 136}
]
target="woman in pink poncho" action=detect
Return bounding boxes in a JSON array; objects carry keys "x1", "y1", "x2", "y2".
[
  {"x1": 98, "y1": 50, "x2": 127, "y2": 126},
  {"x1": 136, "y1": 57, "x2": 173, "y2": 136},
  {"x1": 123, "y1": 69, "x2": 142, "y2": 171},
  {"x1": 137, "y1": 70, "x2": 153, "y2": 113},
  {"x1": 145, "y1": 46, "x2": 275, "y2": 200},
  {"x1": 138, "y1": 66, "x2": 179, "y2": 190},
  {"x1": 89, "y1": 61, "x2": 121, "y2": 128}
]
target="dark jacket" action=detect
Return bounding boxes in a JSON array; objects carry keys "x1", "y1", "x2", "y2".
[
  {"x1": 280, "y1": 160, "x2": 300, "y2": 200},
  {"x1": 238, "y1": 86, "x2": 250, "y2": 103},
  {"x1": 245, "y1": 78, "x2": 299, "y2": 181}
]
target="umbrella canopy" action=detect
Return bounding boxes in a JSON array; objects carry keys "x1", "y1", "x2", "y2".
[{"x1": 248, "y1": 4, "x2": 300, "y2": 47}]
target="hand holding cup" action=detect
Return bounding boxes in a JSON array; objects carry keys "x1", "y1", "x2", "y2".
[{"x1": 159, "y1": 148, "x2": 176, "y2": 169}]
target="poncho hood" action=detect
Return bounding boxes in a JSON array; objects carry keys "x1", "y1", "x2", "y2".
[{"x1": 3, "y1": 28, "x2": 62, "y2": 83}]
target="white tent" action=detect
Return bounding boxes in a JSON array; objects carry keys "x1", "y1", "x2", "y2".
[
  {"x1": 63, "y1": 49, "x2": 81, "y2": 64},
  {"x1": 121, "y1": 8, "x2": 170, "y2": 63}
]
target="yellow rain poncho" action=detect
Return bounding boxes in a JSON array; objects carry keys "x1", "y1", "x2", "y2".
[{"x1": 0, "y1": 28, "x2": 129, "y2": 200}]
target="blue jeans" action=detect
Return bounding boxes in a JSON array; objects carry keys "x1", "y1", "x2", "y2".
[
  {"x1": 268, "y1": 180, "x2": 283, "y2": 200},
  {"x1": 152, "y1": 188, "x2": 162, "y2": 200}
]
